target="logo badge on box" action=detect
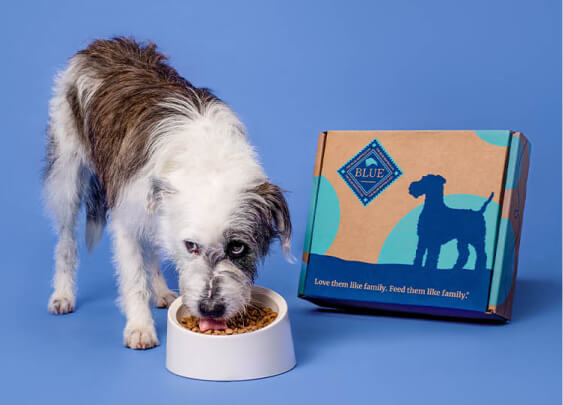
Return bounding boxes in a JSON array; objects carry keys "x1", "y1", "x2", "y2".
[{"x1": 338, "y1": 138, "x2": 402, "y2": 206}]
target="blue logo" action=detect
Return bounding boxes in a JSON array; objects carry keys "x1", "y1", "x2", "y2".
[{"x1": 338, "y1": 138, "x2": 402, "y2": 206}]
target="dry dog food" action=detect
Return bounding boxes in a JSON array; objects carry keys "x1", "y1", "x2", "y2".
[{"x1": 179, "y1": 305, "x2": 277, "y2": 335}]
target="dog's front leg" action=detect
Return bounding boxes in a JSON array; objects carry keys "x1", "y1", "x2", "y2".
[
  {"x1": 425, "y1": 245, "x2": 441, "y2": 270},
  {"x1": 413, "y1": 237, "x2": 426, "y2": 268},
  {"x1": 144, "y1": 247, "x2": 178, "y2": 308},
  {"x1": 112, "y1": 222, "x2": 159, "y2": 350}
]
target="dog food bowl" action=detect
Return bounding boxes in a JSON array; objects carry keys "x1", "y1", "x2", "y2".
[{"x1": 166, "y1": 286, "x2": 296, "y2": 381}]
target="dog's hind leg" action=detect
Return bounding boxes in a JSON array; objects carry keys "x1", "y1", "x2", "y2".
[
  {"x1": 44, "y1": 85, "x2": 88, "y2": 314},
  {"x1": 425, "y1": 245, "x2": 441, "y2": 269},
  {"x1": 44, "y1": 153, "x2": 87, "y2": 315},
  {"x1": 474, "y1": 240, "x2": 487, "y2": 271},
  {"x1": 453, "y1": 240, "x2": 470, "y2": 270},
  {"x1": 45, "y1": 154, "x2": 86, "y2": 314},
  {"x1": 144, "y1": 247, "x2": 178, "y2": 308}
]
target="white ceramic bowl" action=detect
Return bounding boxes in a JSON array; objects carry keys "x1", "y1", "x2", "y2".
[{"x1": 166, "y1": 286, "x2": 296, "y2": 381}]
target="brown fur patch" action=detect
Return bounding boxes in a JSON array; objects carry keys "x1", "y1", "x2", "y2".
[
  {"x1": 225, "y1": 183, "x2": 292, "y2": 260},
  {"x1": 68, "y1": 37, "x2": 218, "y2": 206}
]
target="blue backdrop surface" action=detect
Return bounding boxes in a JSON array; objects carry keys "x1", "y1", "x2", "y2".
[{"x1": 0, "y1": 1, "x2": 561, "y2": 404}]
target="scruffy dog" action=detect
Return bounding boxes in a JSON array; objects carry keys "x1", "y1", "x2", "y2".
[
  {"x1": 408, "y1": 174, "x2": 493, "y2": 271},
  {"x1": 43, "y1": 38, "x2": 291, "y2": 349}
]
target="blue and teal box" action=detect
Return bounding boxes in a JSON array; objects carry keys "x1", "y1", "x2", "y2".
[{"x1": 298, "y1": 130, "x2": 530, "y2": 321}]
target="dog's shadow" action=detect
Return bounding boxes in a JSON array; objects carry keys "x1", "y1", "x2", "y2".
[
  {"x1": 291, "y1": 278, "x2": 560, "y2": 364},
  {"x1": 511, "y1": 278, "x2": 561, "y2": 321},
  {"x1": 290, "y1": 305, "x2": 494, "y2": 365}
]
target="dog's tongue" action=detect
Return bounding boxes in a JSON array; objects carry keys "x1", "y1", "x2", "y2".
[{"x1": 199, "y1": 318, "x2": 228, "y2": 332}]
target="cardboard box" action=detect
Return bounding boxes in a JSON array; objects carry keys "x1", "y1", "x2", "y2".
[{"x1": 298, "y1": 130, "x2": 530, "y2": 321}]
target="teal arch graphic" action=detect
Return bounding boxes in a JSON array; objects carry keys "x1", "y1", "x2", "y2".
[
  {"x1": 378, "y1": 194, "x2": 500, "y2": 270},
  {"x1": 489, "y1": 218, "x2": 516, "y2": 306},
  {"x1": 310, "y1": 176, "x2": 341, "y2": 255},
  {"x1": 302, "y1": 176, "x2": 321, "y2": 254},
  {"x1": 474, "y1": 130, "x2": 511, "y2": 147}
]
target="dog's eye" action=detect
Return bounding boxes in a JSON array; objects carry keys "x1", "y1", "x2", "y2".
[
  {"x1": 228, "y1": 242, "x2": 246, "y2": 257},
  {"x1": 185, "y1": 241, "x2": 199, "y2": 255}
]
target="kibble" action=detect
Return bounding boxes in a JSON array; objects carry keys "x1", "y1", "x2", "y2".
[{"x1": 179, "y1": 304, "x2": 278, "y2": 335}]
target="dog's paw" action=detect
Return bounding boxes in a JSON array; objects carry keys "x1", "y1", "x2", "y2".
[
  {"x1": 124, "y1": 325, "x2": 159, "y2": 350},
  {"x1": 48, "y1": 292, "x2": 75, "y2": 314},
  {"x1": 155, "y1": 290, "x2": 178, "y2": 308}
]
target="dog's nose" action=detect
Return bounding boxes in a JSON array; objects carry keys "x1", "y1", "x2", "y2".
[{"x1": 198, "y1": 300, "x2": 226, "y2": 318}]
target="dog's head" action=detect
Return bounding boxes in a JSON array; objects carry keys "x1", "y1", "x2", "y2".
[
  {"x1": 408, "y1": 174, "x2": 446, "y2": 198},
  {"x1": 149, "y1": 177, "x2": 291, "y2": 321}
]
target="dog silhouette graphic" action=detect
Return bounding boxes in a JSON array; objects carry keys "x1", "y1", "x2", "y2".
[{"x1": 408, "y1": 174, "x2": 493, "y2": 271}]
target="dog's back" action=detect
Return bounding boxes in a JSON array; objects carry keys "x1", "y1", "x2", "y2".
[
  {"x1": 45, "y1": 38, "x2": 224, "y2": 249},
  {"x1": 48, "y1": 37, "x2": 217, "y2": 207}
]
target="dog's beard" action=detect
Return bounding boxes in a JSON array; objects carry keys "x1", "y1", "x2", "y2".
[{"x1": 178, "y1": 259, "x2": 253, "y2": 321}]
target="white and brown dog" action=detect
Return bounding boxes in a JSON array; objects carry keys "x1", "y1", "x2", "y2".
[{"x1": 43, "y1": 37, "x2": 292, "y2": 349}]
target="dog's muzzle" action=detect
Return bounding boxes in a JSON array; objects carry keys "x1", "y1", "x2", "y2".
[
  {"x1": 409, "y1": 182, "x2": 422, "y2": 198},
  {"x1": 198, "y1": 299, "x2": 226, "y2": 318}
]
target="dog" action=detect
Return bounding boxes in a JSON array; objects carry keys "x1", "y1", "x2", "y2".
[
  {"x1": 43, "y1": 37, "x2": 292, "y2": 349},
  {"x1": 408, "y1": 174, "x2": 493, "y2": 271}
]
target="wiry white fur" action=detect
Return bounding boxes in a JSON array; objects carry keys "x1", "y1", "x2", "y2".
[
  {"x1": 44, "y1": 58, "x2": 278, "y2": 349},
  {"x1": 45, "y1": 57, "x2": 90, "y2": 314},
  {"x1": 123, "y1": 98, "x2": 267, "y2": 322}
]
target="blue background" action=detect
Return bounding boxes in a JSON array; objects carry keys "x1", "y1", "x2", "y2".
[{"x1": 1, "y1": 1, "x2": 561, "y2": 404}]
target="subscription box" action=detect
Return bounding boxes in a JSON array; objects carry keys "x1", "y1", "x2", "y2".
[{"x1": 298, "y1": 130, "x2": 530, "y2": 321}]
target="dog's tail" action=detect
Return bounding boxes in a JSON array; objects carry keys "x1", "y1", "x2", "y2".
[
  {"x1": 85, "y1": 174, "x2": 108, "y2": 252},
  {"x1": 478, "y1": 192, "x2": 494, "y2": 213}
]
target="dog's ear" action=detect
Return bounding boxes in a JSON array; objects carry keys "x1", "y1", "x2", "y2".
[
  {"x1": 437, "y1": 175, "x2": 446, "y2": 184},
  {"x1": 147, "y1": 177, "x2": 176, "y2": 212},
  {"x1": 254, "y1": 182, "x2": 293, "y2": 262}
]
